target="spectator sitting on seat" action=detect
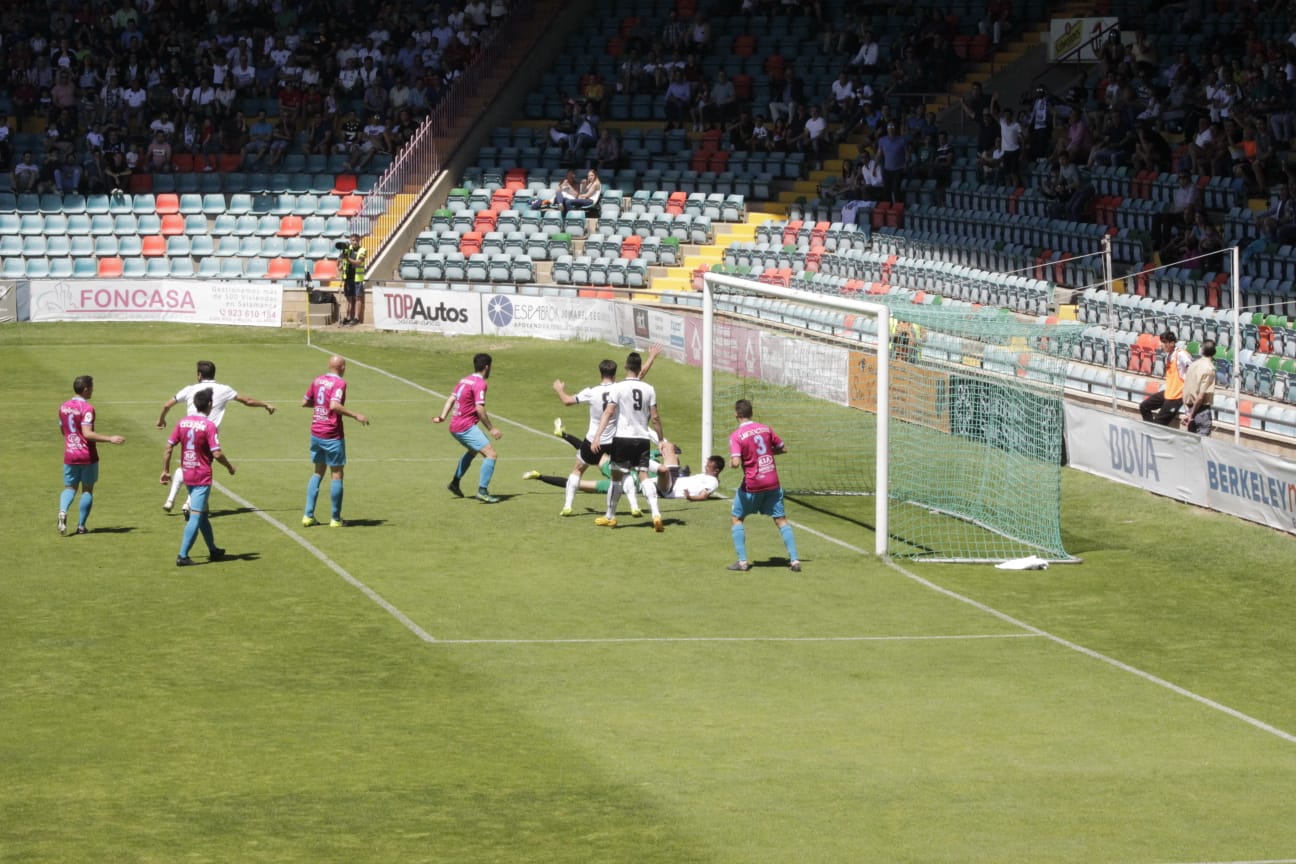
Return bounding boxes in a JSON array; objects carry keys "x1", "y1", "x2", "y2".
[
  {"x1": 53, "y1": 151, "x2": 81, "y2": 195},
  {"x1": 552, "y1": 170, "x2": 580, "y2": 210},
  {"x1": 12, "y1": 151, "x2": 40, "y2": 193},
  {"x1": 560, "y1": 168, "x2": 601, "y2": 215},
  {"x1": 664, "y1": 69, "x2": 692, "y2": 130},
  {"x1": 827, "y1": 70, "x2": 855, "y2": 124},
  {"x1": 239, "y1": 110, "x2": 273, "y2": 170},
  {"x1": 81, "y1": 149, "x2": 107, "y2": 195},
  {"x1": 727, "y1": 110, "x2": 755, "y2": 151},
  {"x1": 707, "y1": 70, "x2": 736, "y2": 127},
  {"x1": 265, "y1": 117, "x2": 295, "y2": 171},
  {"x1": 1086, "y1": 109, "x2": 1133, "y2": 168},
  {"x1": 36, "y1": 151, "x2": 60, "y2": 195},
  {"x1": 978, "y1": 135, "x2": 1005, "y2": 184},
  {"x1": 1055, "y1": 110, "x2": 1092, "y2": 164},
  {"x1": 768, "y1": 67, "x2": 804, "y2": 125},
  {"x1": 593, "y1": 128, "x2": 619, "y2": 170},
  {"x1": 145, "y1": 129, "x2": 173, "y2": 173},
  {"x1": 792, "y1": 104, "x2": 830, "y2": 170},
  {"x1": 569, "y1": 107, "x2": 599, "y2": 158},
  {"x1": 346, "y1": 113, "x2": 389, "y2": 171},
  {"x1": 848, "y1": 29, "x2": 880, "y2": 73}
]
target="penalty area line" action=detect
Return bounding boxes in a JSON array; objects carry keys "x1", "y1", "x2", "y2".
[
  {"x1": 434, "y1": 633, "x2": 1043, "y2": 646},
  {"x1": 793, "y1": 522, "x2": 1296, "y2": 747},
  {"x1": 213, "y1": 480, "x2": 438, "y2": 644}
]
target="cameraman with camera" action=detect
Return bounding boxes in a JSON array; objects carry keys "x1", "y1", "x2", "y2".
[{"x1": 338, "y1": 233, "x2": 368, "y2": 326}]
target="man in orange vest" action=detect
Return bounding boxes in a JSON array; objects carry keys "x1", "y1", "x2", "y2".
[{"x1": 1139, "y1": 330, "x2": 1193, "y2": 425}]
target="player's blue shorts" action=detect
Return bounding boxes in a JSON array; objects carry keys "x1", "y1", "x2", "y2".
[
  {"x1": 732, "y1": 486, "x2": 786, "y2": 520},
  {"x1": 63, "y1": 463, "x2": 99, "y2": 488},
  {"x1": 452, "y1": 426, "x2": 490, "y2": 453},
  {"x1": 309, "y1": 436, "x2": 347, "y2": 467},
  {"x1": 185, "y1": 484, "x2": 212, "y2": 515}
]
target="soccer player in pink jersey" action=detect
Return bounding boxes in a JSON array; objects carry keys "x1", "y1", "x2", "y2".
[
  {"x1": 161, "y1": 387, "x2": 236, "y2": 566},
  {"x1": 726, "y1": 398, "x2": 801, "y2": 573},
  {"x1": 57, "y1": 375, "x2": 126, "y2": 536},
  {"x1": 433, "y1": 352, "x2": 502, "y2": 503},
  {"x1": 302, "y1": 355, "x2": 370, "y2": 527}
]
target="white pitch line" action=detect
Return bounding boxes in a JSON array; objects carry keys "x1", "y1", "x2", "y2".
[
  {"x1": 212, "y1": 479, "x2": 438, "y2": 644},
  {"x1": 435, "y1": 633, "x2": 1042, "y2": 645},
  {"x1": 1158, "y1": 859, "x2": 1296, "y2": 864},
  {"x1": 304, "y1": 343, "x2": 1296, "y2": 747},
  {"x1": 795, "y1": 522, "x2": 1296, "y2": 746}
]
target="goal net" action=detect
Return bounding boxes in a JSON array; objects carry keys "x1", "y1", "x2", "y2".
[{"x1": 701, "y1": 272, "x2": 1080, "y2": 563}]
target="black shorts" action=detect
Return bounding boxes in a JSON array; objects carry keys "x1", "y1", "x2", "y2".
[
  {"x1": 343, "y1": 272, "x2": 364, "y2": 299},
  {"x1": 609, "y1": 437, "x2": 652, "y2": 473},
  {"x1": 577, "y1": 438, "x2": 603, "y2": 467}
]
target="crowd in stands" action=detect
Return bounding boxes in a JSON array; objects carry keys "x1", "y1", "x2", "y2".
[
  {"x1": 2, "y1": 0, "x2": 515, "y2": 196},
  {"x1": 544, "y1": 0, "x2": 976, "y2": 173}
]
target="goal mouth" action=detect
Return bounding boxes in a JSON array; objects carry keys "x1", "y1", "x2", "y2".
[{"x1": 702, "y1": 272, "x2": 1081, "y2": 563}]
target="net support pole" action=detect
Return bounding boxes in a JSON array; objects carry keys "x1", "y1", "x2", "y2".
[
  {"x1": 701, "y1": 273, "x2": 890, "y2": 557},
  {"x1": 1102, "y1": 235, "x2": 1117, "y2": 412},
  {"x1": 1232, "y1": 245, "x2": 1241, "y2": 445}
]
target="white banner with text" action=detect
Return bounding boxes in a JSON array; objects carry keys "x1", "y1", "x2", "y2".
[
  {"x1": 1065, "y1": 403, "x2": 1296, "y2": 534},
  {"x1": 373, "y1": 286, "x2": 619, "y2": 342},
  {"x1": 25, "y1": 279, "x2": 283, "y2": 326}
]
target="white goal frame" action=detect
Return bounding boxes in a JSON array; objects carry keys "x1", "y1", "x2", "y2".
[{"x1": 701, "y1": 271, "x2": 891, "y2": 557}]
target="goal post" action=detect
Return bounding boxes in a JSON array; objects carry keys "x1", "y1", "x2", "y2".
[
  {"x1": 700, "y1": 271, "x2": 1077, "y2": 564},
  {"x1": 702, "y1": 273, "x2": 890, "y2": 556}
]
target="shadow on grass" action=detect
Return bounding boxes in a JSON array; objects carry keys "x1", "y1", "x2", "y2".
[{"x1": 79, "y1": 526, "x2": 136, "y2": 534}]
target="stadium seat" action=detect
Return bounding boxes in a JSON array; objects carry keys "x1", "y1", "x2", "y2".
[
  {"x1": 97, "y1": 257, "x2": 124, "y2": 278},
  {"x1": 141, "y1": 235, "x2": 167, "y2": 257}
]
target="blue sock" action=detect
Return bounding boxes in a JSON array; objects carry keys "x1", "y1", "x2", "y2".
[
  {"x1": 478, "y1": 457, "x2": 496, "y2": 493},
  {"x1": 59, "y1": 488, "x2": 75, "y2": 513},
  {"x1": 456, "y1": 450, "x2": 475, "y2": 480},
  {"x1": 198, "y1": 515, "x2": 216, "y2": 551},
  {"x1": 78, "y1": 492, "x2": 93, "y2": 528},
  {"x1": 330, "y1": 479, "x2": 343, "y2": 520},
  {"x1": 780, "y1": 523, "x2": 799, "y2": 561},
  {"x1": 731, "y1": 522, "x2": 747, "y2": 562},
  {"x1": 305, "y1": 474, "x2": 321, "y2": 517},
  {"x1": 180, "y1": 513, "x2": 200, "y2": 557}
]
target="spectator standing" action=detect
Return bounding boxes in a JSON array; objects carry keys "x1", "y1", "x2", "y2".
[
  {"x1": 877, "y1": 121, "x2": 908, "y2": 203},
  {"x1": 1181, "y1": 341, "x2": 1217, "y2": 436}
]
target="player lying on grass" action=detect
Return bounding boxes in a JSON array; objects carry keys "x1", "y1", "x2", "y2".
[{"x1": 525, "y1": 438, "x2": 724, "y2": 501}]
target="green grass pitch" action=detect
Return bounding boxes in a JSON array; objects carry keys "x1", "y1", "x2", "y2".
[{"x1": 3, "y1": 322, "x2": 1296, "y2": 863}]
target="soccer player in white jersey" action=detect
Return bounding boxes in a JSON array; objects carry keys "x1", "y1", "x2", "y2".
[
  {"x1": 156, "y1": 360, "x2": 276, "y2": 514},
  {"x1": 551, "y1": 359, "x2": 623, "y2": 517},
  {"x1": 592, "y1": 350, "x2": 665, "y2": 531}
]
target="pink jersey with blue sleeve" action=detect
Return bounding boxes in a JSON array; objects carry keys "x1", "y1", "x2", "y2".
[
  {"x1": 729, "y1": 421, "x2": 784, "y2": 492},
  {"x1": 448, "y1": 373, "x2": 487, "y2": 434},
  {"x1": 169, "y1": 415, "x2": 221, "y2": 486},
  {"x1": 60, "y1": 398, "x2": 97, "y2": 465},
  {"x1": 305, "y1": 373, "x2": 348, "y2": 439}
]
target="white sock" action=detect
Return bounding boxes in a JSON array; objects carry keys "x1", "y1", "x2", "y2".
[
  {"x1": 564, "y1": 473, "x2": 580, "y2": 510},
  {"x1": 166, "y1": 467, "x2": 185, "y2": 505},
  {"x1": 622, "y1": 475, "x2": 639, "y2": 512},
  {"x1": 642, "y1": 476, "x2": 660, "y2": 519},
  {"x1": 605, "y1": 481, "x2": 623, "y2": 518}
]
